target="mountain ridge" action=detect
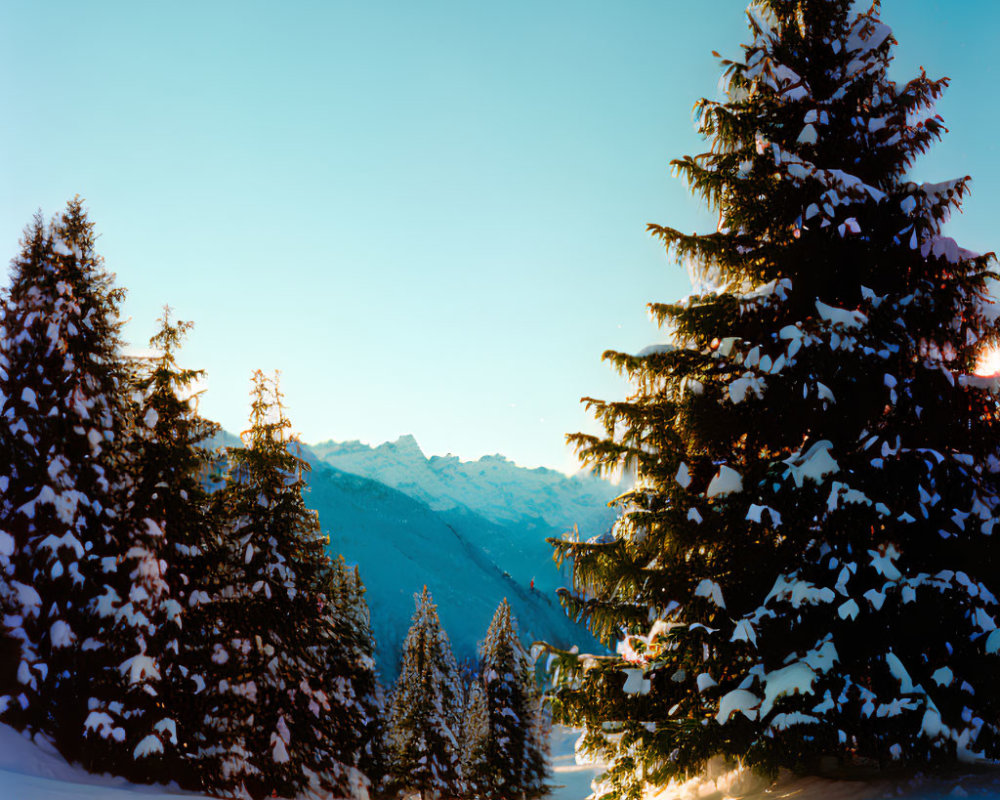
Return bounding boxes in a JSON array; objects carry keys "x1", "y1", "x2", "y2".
[
  {"x1": 311, "y1": 433, "x2": 618, "y2": 538},
  {"x1": 302, "y1": 460, "x2": 600, "y2": 671}
]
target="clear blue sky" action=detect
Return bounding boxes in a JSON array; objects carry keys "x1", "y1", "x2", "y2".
[{"x1": 1, "y1": 1, "x2": 996, "y2": 472}]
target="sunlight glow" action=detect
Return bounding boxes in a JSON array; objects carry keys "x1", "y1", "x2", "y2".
[{"x1": 976, "y1": 346, "x2": 1000, "y2": 377}]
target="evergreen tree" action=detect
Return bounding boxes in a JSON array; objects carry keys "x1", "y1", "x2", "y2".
[
  {"x1": 325, "y1": 557, "x2": 385, "y2": 788},
  {"x1": 81, "y1": 309, "x2": 221, "y2": 784},
  {"x1": 525, "y1": 687, "x2": 552, "y2": 798},
  {"x1": 546, "y1": 1, "x2": 1000, "y2": 795},
  {"x1": 201, "y1": 371, "x2": 368, "y2": 800},
  {"x1": 460, "y1": 680, "x2": 491, "y2": 800},
  {"x1": 479, "y1": 600, "x2": 549, "y2": 799},
  {"x1": 141, "y1": 312, "x2": 225, "y2": 789},
  {"x1": 386, "y1": 586, "x2": 464, "y2": 800},
  {"x1": 0, "y1": 199, "x2": 130, "y2": 759}
]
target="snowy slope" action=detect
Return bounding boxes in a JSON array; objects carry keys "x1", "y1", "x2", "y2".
[
  {"x1": 0, "y1": 723, "x2": 215, "y2": 799},
  {"x1": 641, "y1": 767, "x2": 1000, "y2": 800},
  {"x1": 435, "y1": 505, "x2": 573, "y2": 594},
  {"x1": 0, "y1": 721, "x2": 594, "y2": 800},
  {"x1": 550, "y1": 726, "x2": 1000, "y2": 800},
  {"x1": 310, "y1": 435, "x2": 618, "y2": 536},
  {"x1": 549, "y1": 726, "x2": 603, "y2": 800},
  {"x1": 4, "y1": 719, "x2": 997, "y2": 800}
]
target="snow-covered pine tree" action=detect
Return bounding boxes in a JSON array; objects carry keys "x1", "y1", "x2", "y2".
[
  {"x1": 461, "y1": 678, "x2": 491, "y2": 799},
  {"x1": 201, "y1": 371, "x2": 368, "y2": 800},
  {"x1": 324, "y1": 556, "x2": 385, "y2": 788},
  {"x1": 546, "y1": 1, "x2": 1000, "y2": 795},
  {"x1": 0, "y1": 199, "x2": 130, "y2": 759},
  {"x1": 385, "y1": 586, "x2": 464, "y2": 800},
  {"x1": 140, "y1": 311, "x2": 226, "y2": 790},
  {"x1": 526, "y1": 684, "x2": 552, "y2": 798},
  {"x1": 81, "y1": 309, "x2": 222, "y2": 785},
  {"x1": 480, "y1": 599, "x2": 549, "y2": 799}
]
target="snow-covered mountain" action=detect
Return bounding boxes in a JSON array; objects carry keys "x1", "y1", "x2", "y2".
[
  {"x1": 301, "y1": 459, "x2": 603, "y2": 673},
  {"x1": 206, "y1": 431, "x2": 613, "y2": 673},
  {"x1": 310, "y1": 434, "x2": 618, "y2": 537},
  {"x1": 309, "y1": 435, "x2": 621, "y2": 604},
  {"x1": 302, "y1": 437, "x2": 620, "y2": 671}
]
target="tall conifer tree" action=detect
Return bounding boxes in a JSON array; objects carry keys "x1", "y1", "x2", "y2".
[
  {"x1": 201, "y1": 372, "x2": 369, "y2": 800},
  {"x1": 81, "y1": 309, "x2": 221, "y2": 784},
  {"x1": 547, "y1": 2, "x2": 1000, "y2": 796},
  {"x1": 0, "y1": 199, "x2": 130, "y2": 759},
  {"x1": 141, "y1": 311, "x2": 225, "y2": 789},
  {"x1": 385, "y1": 586, "x2": 464, "y2": 800}
]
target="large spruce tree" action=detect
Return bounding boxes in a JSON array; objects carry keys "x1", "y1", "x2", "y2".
[
  {"x1": 0, "y1": 199, "x2": 131, "y2": 758},
  {"x1": 547, "y1": 1, "x2": 1000, "y2": 796}
]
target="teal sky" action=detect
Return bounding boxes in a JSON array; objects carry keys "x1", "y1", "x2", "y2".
[{"x1": 1, "y1": 1, "x2": 996, "y2": 473}]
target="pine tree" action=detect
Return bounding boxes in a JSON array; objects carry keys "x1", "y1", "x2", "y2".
[
  {"x1": 0, "y1": 199, "x2": 130, "y2": 759},
  {"x1": 201, "y1": 371, "x2": 368, "y2": 800},
  {"x1": 141, "y1": 311, "x2": 225, "y2": 789},
  {"x1": 480, "y1": 600, "x2": 549, "y2": 799},
  {"x1": 325, "y1": 557, "x2": 385, "y2": 788},
  {"x1": 460, "y1": 680, "x2": 491, "y2": 800},
  {"x1": 385, "y1": 586, "x2": 464, "y2": 800},
  {"x1": 525, "y1": 689, "x2": 552, "y2": 799},
  {"x1": 80, "y1": 309, "x2": 221, "y2": 784},
  {"x1": 546, "y1": 1, "x2": 1000, "y2": 795}
]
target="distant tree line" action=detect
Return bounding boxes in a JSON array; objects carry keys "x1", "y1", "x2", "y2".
[{"x1": 0, "y1": 199, "x2": 550, "y2": 799}]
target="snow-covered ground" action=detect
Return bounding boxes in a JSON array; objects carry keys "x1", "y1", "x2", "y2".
[
  {"x1": 7, "y1": 719, "x2": 999, "y2": 800},
  {"x1": 549, "y1": 725, "x2": 1000, "y2": 800},
  {"x1": 0, "y1": 722, "x2": 213, "y2": 799},
  {"x1": 0, "y1": 723, "x2": 596, "y2": 800},
  {"x1": 549, "y1": 725, "x2": 603, "y2": 800},
  {"x1": 644, "y1": 767, "x2": 1000, "y2": 800}
]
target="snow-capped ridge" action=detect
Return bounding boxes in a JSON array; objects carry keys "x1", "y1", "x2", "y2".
[{"x1": 310, "y1": 434, "x2": 617, "y2": 536}]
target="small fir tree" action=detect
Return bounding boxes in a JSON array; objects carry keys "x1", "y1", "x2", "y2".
[
  {"x1": 480, "y1": 600, "x2": 549, "y2": 799},
  {"x1": 546, "y1": 1, "x2": 1000, "y2": 796},
  {"x1": 0, "y1": 199, "x2": 130, "y2": 759},
  {"x1": 386, "y1": 586, "x2": 464, "y2": 800}
]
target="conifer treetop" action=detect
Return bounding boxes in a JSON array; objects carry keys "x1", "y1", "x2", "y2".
[{"x1": 243, "y1": 369, "x2": 293, "y2": 446}]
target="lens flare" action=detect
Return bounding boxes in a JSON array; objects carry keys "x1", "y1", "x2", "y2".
[{"x1": 976, "y1": 346, "x2": 1000, "y2": 377}]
